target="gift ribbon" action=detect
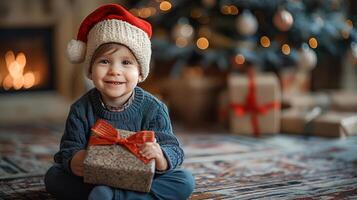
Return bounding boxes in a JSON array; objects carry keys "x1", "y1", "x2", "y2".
[
  {"x1": 230, "y1": 71, "x2": 280, "y2": 137},
  {"x1": 88, "y1": 119, "x2": 155, "y2": 164}
]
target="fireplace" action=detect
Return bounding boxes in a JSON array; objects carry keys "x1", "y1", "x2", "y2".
[
  {"x1": 0, "y1": 1, "x2": 106, "y2": 124},
  {"x1": 0, "y1": 27, "x2": 55, "y2": 93}
]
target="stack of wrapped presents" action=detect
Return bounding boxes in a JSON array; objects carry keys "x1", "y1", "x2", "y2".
[
  {"x1": 224, "y1": 71, "x2": 357, "y2": 137},
  {"x1": 281, "y1": 91, "x2": 357, "y2": 137}
]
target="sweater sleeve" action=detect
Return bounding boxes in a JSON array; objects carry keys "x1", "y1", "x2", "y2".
[
  {"x1": 147, "y1": 103, "x2": 184, "y2": 172},
  {"x1": 54, "y1": 105, "x2": 88, "y2": 174}
]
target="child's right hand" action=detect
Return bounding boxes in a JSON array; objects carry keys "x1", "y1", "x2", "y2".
[{"x1": 70, "y1": 150, "x2": 86, "y2": 177}]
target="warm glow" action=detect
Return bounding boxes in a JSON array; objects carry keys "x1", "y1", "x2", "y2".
[
  {"x1": 308, "y1": 37, "x2": 318, "y2": 49},
  {"x1": 176, "y1": 37, "x2": 188, "y2": 47},
  {"x1": 23, "y1": 72, "x2": 35, "y2": 88},
  {"x1": 3, "y1": 75, "x2": 12, "y2": 90},
  {"x1": 13, "y1": 76, "x2": 24, "y2": 90},
  {"x1": 196, "y1": 37, "x2": 209, "y2": 50},
  {"x1": 260, "y1": 36, "x2": 271, "y2": 48},
  {"x1": 16, "y1": 52, "x2": 26, "y2": 66},
  {"x1": 34, "y1": 71, "x2": 42, "y2": 85},
  {"x1": 5, "y1": 51, "x2": 15, "y2": 66},
  {"x1": 160, "y1": 1, "x2": 172, "y2": 11},
  {"x1": 221, "y1": 5, "x2": 230, "y2": 15},
  {"x1": 220, "y1": 5, "x2": 238, "y2": 15},
  {"x1": 140, "y1": 8, "x2": 152, "y2": 18},
  {"x1": 229, "y1": 5, "x2": 239, "y2": 15},
  {"x1": 282, "y1": 44, "x2": 291, "y2": 55},
  {"x1": 150, "y1": 7, "x2": 157, "y2": 16},
  {"x1": 235, "y1": 54, "x2": 245, "y2": 65},
  {"x1": 2, "y1": 50, "x2": 36, "y2": 90}
]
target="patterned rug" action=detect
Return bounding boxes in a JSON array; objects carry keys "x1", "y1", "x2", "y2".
[{"x1": 1, "y1": 124, "x2": 357, "y2": 199}]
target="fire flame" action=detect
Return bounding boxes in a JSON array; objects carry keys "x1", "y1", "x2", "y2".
[{"x1": 2, "y1": 50, "x2": 36, "y2": 90}]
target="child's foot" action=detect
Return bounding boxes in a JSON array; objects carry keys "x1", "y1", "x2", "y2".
[{"x1": 88, "y1": 185, "x2": 114, "y2": 200}]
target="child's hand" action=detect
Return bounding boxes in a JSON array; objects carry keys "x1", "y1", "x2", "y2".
[
  {"x1": 138, "y1": 139, "x2": 168, "y2": 171},
  {"x1": 70, "y1": 150, "x2": 86, "y2": 177}
]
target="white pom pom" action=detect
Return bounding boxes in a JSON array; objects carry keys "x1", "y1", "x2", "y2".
[{"x1": 67, "y1": 39, "x2": 86, "y2": 63}]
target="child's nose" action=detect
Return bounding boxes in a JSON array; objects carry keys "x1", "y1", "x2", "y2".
[{"x1": 108, "y1": 64, "x2": 123, "y2": 76}]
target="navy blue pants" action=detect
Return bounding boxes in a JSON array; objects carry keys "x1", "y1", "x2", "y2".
[{"x1": 44, "y1": 164, "x2": 195, "y2": 200}]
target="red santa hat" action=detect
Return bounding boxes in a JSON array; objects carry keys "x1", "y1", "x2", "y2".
[{"x1": 67, "y1": 4, "x2": 152, "y2": 81}]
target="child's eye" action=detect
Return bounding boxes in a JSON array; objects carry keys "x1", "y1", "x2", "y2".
[
  {"x1": 122, "y1": 60, "x2": 133, "y2": 65},
  {"x1": 98, "y1": 59, "x2": 109, "y2": 64}
]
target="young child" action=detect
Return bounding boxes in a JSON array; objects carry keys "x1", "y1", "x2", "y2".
[{"x1": 44, "y1": 4, "x2": 195, "y2": 200}]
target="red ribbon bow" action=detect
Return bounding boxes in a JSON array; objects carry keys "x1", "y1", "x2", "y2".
[
  {"x1": 230, "y1": 71, "x2": 280, "y2": 137},
  {"x1": 88, "y1": 119, "x2": 155, "y2": 164}
]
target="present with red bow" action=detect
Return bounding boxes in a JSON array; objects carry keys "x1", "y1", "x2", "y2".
[
  {"x1": 83, "y1": 119, "x2": 156, "y2": 192},
  {"x1": 228, "y1": 72, "x2": 281, "y2": 137}
]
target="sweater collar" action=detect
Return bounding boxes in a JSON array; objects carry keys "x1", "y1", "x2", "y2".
[{"x1": 90, "y1": 87, "x2": 144, "y2": 121}]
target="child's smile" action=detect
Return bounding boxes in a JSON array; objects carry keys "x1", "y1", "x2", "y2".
[
  {"x1": 104, "y1": 80, "x2": 125, "y2": 85},
  {"x1": 90, "y1": 44, "x2": 142, "y2": 107}
]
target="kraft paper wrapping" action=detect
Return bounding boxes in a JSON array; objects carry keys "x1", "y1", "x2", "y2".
[
  {"x1": 281, "y1": 109, "x2": 357, "y2": 137},
  {"x1": 228, "y1": 73, "x2": 281, "y2": 136},
  {"x1": 83, "y1": 129, "x2": 155, "y2": 192}
]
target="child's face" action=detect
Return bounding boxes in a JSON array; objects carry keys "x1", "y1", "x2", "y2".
[{"x1": 90, "y1": 44, "x2": 142, "y2": 102}]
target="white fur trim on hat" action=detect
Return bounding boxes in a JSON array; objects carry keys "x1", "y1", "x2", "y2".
[{"x1": 67, "y1": 39, "x2": 86, "y2": 63}]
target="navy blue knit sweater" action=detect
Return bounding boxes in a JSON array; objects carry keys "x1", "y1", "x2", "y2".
[{"x1": 54, "y1": 87, "x2": 184, "y2": 174}]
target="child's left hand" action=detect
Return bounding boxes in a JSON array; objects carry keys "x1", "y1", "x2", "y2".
[{"x1": 138, "y1": 139, "x2": 168, "y2": 171}]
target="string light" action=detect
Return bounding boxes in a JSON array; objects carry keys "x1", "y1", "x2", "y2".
[
  {"x1": 196, "y1": 37, "x2": 209, "y2": 50},
  {"x1": 282, "y1": 44, "x2": 291, "y2": 55},
  {"x1": 140, "y1": 8, "x2": 152, "y2": 18},
  {"x1": 131, "y1": 7, "x2": 157, "y2": 18},
  {"x1": 234, "y1": 54, "x2": 245, "y2": 65},
  {"x1": 221, "y1": 5, "x2": 230, "y2": 15},
  {"x1": 160, "y1": 1, "x2": 172, "y2": 11},
  {"x1": 221, "y1": 5, "x2": 239, "y2": 15},
  {"x1": 229, "y1": 5, "x2": 239, "y2": 15},
  {"x1": 260, "y1": 36, "x2": 270, "y2": 48},
  {"x1": 176, "y1": 37, "x2": 188, "y2": 48},
  {"x1": 308, "y1": 37, "x2": 318, "y2": 49}
]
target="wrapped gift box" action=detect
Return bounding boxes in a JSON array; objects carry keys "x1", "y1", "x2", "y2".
[
  {"x1": 330, "y1": 91, "x2": 357, "y2": 112},
  {"x1": 228, "y1": 72, "x2": 281, "y2": 136},
  {"x1": 281, "y1": 109, "x2": 357, "y2": 137},
  {"x1": 282, "y1": 91, "x2": 357, "y2": 112},
  {"x1": 84, "y1": 127, "x2": 155, "y2": 193},
  {"x1": 282, "y1": 92, "x2": 331, "y2": 110}
]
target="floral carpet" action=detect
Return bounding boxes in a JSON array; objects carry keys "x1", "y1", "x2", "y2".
[{"x1": 0, "y1": 124, "x2": 357, "y2": 199}]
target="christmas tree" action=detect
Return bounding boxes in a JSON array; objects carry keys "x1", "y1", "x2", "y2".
[{"x1": 125, "y1": 0, "x2": 356, "y2": 88}]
